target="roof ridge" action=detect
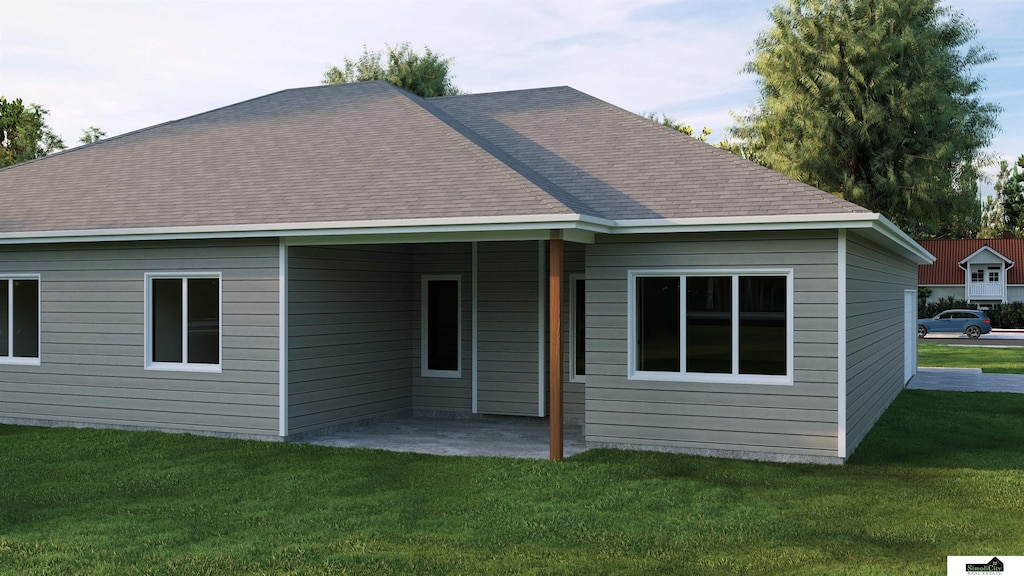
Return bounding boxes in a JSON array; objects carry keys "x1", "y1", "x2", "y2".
[
  {"x1": 570, "y1": 89, "x2": 867, "y2": 215},
  {"x1": 431, "y1": 85, "x2": 572, "y2": 102},
  {"x1": 388, "y1": 84, "x2": 579, "y2": 216}
]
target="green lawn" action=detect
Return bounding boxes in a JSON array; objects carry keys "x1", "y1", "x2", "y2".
[
  {"x1": 918, "y1": 342, "x2": 1024, "y2": 373},
  {"x1": 3, "y1": 390, "x2": 1024, "y2": 575}
]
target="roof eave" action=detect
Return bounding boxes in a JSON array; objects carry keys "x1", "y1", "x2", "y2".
[
  {"x1": 0, "y1": 212, "x2": 935, "y2": 264},
  {"x1": 599, "y1": 213, "x2": 934, "y2": 265}
]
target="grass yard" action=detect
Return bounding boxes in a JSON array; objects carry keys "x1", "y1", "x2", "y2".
[
  {"x1": 918, "y1": 341, "x2": 1024, "y2": 373},
  {"x1": 3, "y1": 390, "x2": 1024, "y2": 575}
]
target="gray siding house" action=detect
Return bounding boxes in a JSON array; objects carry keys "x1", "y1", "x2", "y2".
[{"x1": 0, "y1": 81, "x2": 932, "y2": 463}]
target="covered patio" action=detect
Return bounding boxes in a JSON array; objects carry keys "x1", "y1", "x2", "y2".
[{"x1": 283, "y1": 234, "x2": 587, "y2": 460}]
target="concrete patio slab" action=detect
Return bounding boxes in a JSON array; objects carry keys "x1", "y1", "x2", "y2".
[
  {"x1": 299, "y1": 415, "x2": 588, "y2": 459},
  {"x1": 908, "y1": 367, "x2": 1024, "y2": 393}
]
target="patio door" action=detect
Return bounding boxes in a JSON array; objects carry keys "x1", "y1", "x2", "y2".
[{"x1": 904, "y1": 290, "x2": 916, "y2": 384}]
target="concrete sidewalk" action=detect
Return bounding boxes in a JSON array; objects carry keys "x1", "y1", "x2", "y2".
[{"x1": 908, "y1": 367, "x2": 1024, "y2": 393}]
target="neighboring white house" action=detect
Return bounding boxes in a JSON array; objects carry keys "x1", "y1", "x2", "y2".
[{"x1": 918, "y1": 239, "x2": 1024, "y2": 305}]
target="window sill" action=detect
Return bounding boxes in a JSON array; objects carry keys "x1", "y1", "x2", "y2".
[
  {"x1": 629, "y1": 370, "x2": 793, "y2": 386},
  {"x1": 0, "y1": 357, "x2": 41, "y2": 366},
  {"x1": 569, "y1": 375, "x2": 586, "y2": 384},
  {"x1": 421, "y1": 369, "x2": 462, "y2": 379},
  {"x1": 146, "y1": 362, "x2": 222, "y2": 374}
]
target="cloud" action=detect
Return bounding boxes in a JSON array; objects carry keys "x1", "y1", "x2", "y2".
[{"x1": 1, "y1": 0, "x2": 1019, "y2": 174}]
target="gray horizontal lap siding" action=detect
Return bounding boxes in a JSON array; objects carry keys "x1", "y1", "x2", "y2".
[
  {"x1": 0, "y1": 240, "x2": 281, "y2": 435},
  {"x1": 412, "y1": 243, "x2": 473, "y2": 413},
  {"x1": 845, "y1": 233, "x2": 917, "y2": 456},
  {"x1": 477, "y1": 241, "x2": 542, "y2": 417},
  {"x1": 287, "y1": 245, "x2": 415, "y2": 434},
  {"x1": 584, "y1": 231, "x2": 841, "y2": 458}
]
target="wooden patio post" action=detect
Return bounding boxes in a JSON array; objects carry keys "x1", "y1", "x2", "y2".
[{"x1": 549, "y1": 236, "x2": 564, "y2": 461}]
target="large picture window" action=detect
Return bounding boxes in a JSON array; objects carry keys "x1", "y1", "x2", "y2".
[
  {"x1": 421, "y1": 275, "x2": 461, "y2": 377},
  {"x1": 630, "y1": 269, "x2": 792, "y2": 384},
  {"x1": 0, "y1": 276, "x2": 40, "y2": 364},
  {"x1": 146, "y1": 274, "x2": 221, "y2": 371}
]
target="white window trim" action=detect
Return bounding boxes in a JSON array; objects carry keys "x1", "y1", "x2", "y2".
[
  {"x1": 569, "y1": 273, "x2": 586, "y2": 383},
  {"x1": 144, "y1": 272, "x2": 223, "y2": 373},
  {"x1": 627, "y1": 268, "x2": 794, "y2": 386},
  {"x1": 0, "y1": 274, "x2": 41, "y2": 366},
  {"x1": 421, "y1": 274, "x2": 462, "y2": 378}
]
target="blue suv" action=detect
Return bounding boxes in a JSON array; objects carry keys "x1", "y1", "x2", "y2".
[{"x1": 917, "y1": 309, "x2": 992, "y2": 339}]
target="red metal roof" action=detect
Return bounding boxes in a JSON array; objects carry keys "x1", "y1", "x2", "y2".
[{"x1": 918, "y1": 239, "x2": 1024, "y2": 285}]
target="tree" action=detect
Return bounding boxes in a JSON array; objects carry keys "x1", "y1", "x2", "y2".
[
  {"x1": 644, "y1": 112, "x2": 712, "y2": 142},
  {"x1": 323, "y1": 42, "x2": 460, "y2": 98},
  {"x1": 79, "y1": 126, "x2": 106, "y2": 145},
  {"x1": 732, "y1": 0, "x2": 1001, "y2": 238},
  {"x1": 0, "y1": 97, "x2": 66, "y2": 168},
  {"x1": 981, "y1": 155, "x2": 1024, "y2": 238}
]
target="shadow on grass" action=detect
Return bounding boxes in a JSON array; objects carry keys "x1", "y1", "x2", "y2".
[{"x1": 847, "y1": 389, "x2": 1024, "y2": 471}]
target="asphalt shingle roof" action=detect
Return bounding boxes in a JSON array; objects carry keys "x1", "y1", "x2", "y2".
[
  {"x1": 0, "y1": 81, "x2": 870, "y2": 236},
  {"x1": 433, "y1": 86, "x2": 869, "y2": 221}
]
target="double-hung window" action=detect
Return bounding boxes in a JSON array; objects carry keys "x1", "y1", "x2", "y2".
[
  {"x1": 629, "y1": 269, "x2": 793, "y2": 384},
  {"x1": 146, "y1": 273, "x2": 221, "y2": 372},
  {"x1": 421, "y1": 275, "x2": 461, "y2": 377},
  {"x1": 0, "y1": 275, "x2": 40, "y2": 365}
]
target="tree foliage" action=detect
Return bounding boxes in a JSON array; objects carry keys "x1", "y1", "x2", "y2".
[
  {"x1": 980, "y1": 155, "x2": 1024, "y2": 238},
  {"x1": 79, "y1": 126, "x2": 106, "y2": 145},
  {"x1": 0, "y1": 97, "x2": 66, "y2": 168},
  {"x1": 323, "y1": 42, "x2": 460, "y2": 98},
  {"x1": 732, "y1": 0, "x2": 1001, "y2": 238},
  {"x1": 644, "y1": 112, "x2": 712, "y2": 142}
]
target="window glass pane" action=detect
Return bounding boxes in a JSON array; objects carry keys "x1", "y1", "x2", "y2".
[
  {"x1": 686, "y1": 276, "x2": 732, "y2": 373},
  {"x1": 739, "y1": 276, "x2": 786, "y2": 375},
  {"x1": 636, "y1": 277, "x2": 680, "y2": 372},
  {"x1": 187, "y1": 278, "x2": 220, "y2": 365},
  {"x1": 152, "y1": 279, "x2": 183, "y2": 363},
  {"x1": 12, "y1": 279, "x2": 39, "y2": 358},
  {"x1": 427, "y1": 279, "x2": 459, "y2": 371},
  {"x1": 0, "y1": 281, "x2": 8, "y2": 356},
  {"x1": 575, "y1": 279, "x2": 586, "y2": 376}
]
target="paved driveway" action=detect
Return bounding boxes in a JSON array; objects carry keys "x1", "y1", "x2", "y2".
[{"x1": 908, "y1": 367, "x2": 1024, "y2": 393}]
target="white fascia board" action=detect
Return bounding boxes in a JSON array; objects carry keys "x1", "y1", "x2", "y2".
[
  {"x1": 606, "y1": 214, "x2": 879, "y2": 237},
  {"x1": 0, "y1": 209, "x2": 932, "y2": 264},
  {"x1": 868, "y1": 215, "x2": 935, "y2": 265},
  {"x1": 0, "y1": 214, "x2": 599, "y2": 245}
]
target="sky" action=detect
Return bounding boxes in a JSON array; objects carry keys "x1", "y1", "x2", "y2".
[{"x1": 2, "y1": 0, "x2": 1021, "y2": 195}]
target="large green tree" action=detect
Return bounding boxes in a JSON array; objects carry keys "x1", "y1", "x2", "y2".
[
  {"x1": 323, "y1": 42, "x2": 460, "y2": 98},
  {"x1": 732, "y1": 0, "x2": 1000, "y2": 238},
  {"x1": 980, "y1": 155, "x2": 1024, "y2": 238},
  {"x1": 0, "y1": 97, "x2": 66, "y2": 168}
]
